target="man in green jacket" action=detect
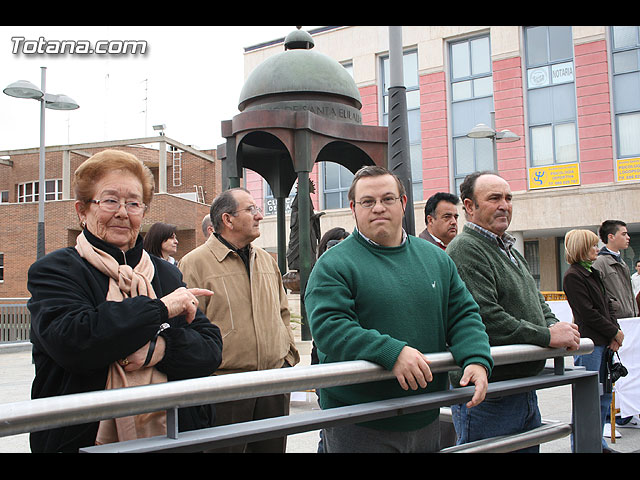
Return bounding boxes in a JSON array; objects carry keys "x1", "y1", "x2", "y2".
[
  {"x1": 305, "y1": 166, "x2": 493, "y2": 453},
  {"x1": 446, "y1": 171, "x2": 580, "y2": 453}
]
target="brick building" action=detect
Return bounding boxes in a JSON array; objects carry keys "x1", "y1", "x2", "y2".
[
  {"x1": 0, "y1": 137, "x2": 219, "y2": 298},
  {"x1": 240, "y1": 26, "x2": 640, "y2": 291}
]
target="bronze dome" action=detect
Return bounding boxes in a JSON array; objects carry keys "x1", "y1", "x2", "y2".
[{"x1": 238, "y1": 28, "x2": 362, "y2": 122}]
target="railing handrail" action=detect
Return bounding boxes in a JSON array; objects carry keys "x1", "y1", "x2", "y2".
[{"x1": 0, "y1": 339, "x2": 594, "y2": 439}]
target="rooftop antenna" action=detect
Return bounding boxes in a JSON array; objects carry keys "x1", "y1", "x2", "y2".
[{"x1": 141, "y1": 78, "x2": 148, "y2": 136}]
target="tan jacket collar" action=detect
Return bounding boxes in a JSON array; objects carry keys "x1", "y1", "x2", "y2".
[{"x1": 206, "y1": 233, "x2": 253, "y2": 263}]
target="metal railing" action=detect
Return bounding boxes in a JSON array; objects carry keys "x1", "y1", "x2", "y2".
[
  {"x1": 0, "y1": 339, "x2": 602, "y2": 453},
  {"x1": 0, "y1": 301, "x2": 30, "y2": 343}
]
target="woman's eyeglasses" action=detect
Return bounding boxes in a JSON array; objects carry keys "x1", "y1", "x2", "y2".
[{"x1": 90, "y1": 197, "x2": 147, "y2": 215}]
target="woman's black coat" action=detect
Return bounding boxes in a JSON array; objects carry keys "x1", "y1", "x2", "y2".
[
  {"x1": 563, "y1": 263, "x2": 620, "y2": 345},
  {"x1": 27, "y1": 229, "x2": 223, "y2": 452}
]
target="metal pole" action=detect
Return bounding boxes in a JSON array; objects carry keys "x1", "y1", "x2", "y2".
[
  {"x1": 276, "y1": 196, "x2": 286, "y2": 275},
  {"x1": 297, "y1": 170, "x2": 312, "y2": 341},
  {"x1": 387, "y1": 26, "x2": 415, "y2": 235},
  {"x1": 490, "y1": 111, "x2": 498, "y2": 169},
  {"x1": 37, "y1": 67, "x2": 46, "y2": 260},
  {"x1": 571, "y1": 372, "x2": 603, "y2": 452}
]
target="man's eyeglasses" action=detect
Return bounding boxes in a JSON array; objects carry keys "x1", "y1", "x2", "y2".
[
  {"x1": 355, "y1": 196, "x2": 400, "y2": 209},
  {"x1": 90, "y1": 197, "x2": 147, "y2": 215},
  {"x1": 233, "y1": 205, "x2": 262, "y2": 216}
]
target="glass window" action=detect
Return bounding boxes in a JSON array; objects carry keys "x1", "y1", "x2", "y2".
[
  {"x1": 618, "y1": 112, "x2": 640, "y2": 157},
  {"x1": 17, "y1": 180, "x2": 62, "y2": 203},
  {"x1": 322, "y1": 162, "x2": 353, "y2": 209},
  {"x1": 531, "y1": 125, "x2": 554, "y2": 166},
  {"x1": 471, "y1": 37, "x2": 491, "y2": 75},
  {"x1": 526, "y1": 26, "x2": 548, "y2": 66},
  {"x1": 451, "y1": 42, "x2": 471, "y2": 78},
  {"x1": 263, "y1": 181, "x2": 294, "y2": 216},
  {"x1": 555, "y1": 123, "x2": 578, "y2": 163},
  {"x1": 613, "y1": 25, "x2": 639, "y2": 49},
  {"x1": 450, "y1": 35, "x2": 494, "y2": 190},
  {"x1": 549, "y1": 26, "x2": 573, "y2": 62},
  {"x1": 613, "y1": 49, "x2": 638, "y2": 74},
  {"x1": 0, "y1": 252, "x2": 3, "y2": 282},
  {"x1": 524, "y1": 241, "x2": 540, "y2": 289},
  {"x1": 381, "y1": 50, "x2": 422, "y2": 199},
  {"x1": 611, "y1": 26, "x2": 640, "y2": 159},
  {"x1": 0, "y1": 191, "x2": 8, "y2": 203},
  {"x1": 525, "y1": 26, "x2": 578, "y2": 167}
]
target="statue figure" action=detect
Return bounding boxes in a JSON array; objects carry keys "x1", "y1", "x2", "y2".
[{"x1": 284, "y1": 179, "x2": 325, "y2": 292}]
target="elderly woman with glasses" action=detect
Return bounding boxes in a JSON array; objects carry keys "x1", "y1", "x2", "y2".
[{"x1": 26, "y1": 149, "x2": 223, "y2": 453}]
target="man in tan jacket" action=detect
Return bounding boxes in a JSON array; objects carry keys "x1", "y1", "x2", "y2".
[{"x1": 179, "y1": 188, "x2": 299, "y2": 453}]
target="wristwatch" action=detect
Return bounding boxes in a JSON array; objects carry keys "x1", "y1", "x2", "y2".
[{"x1": 143, "y1": 323, "x2": 170, "y2": 367}]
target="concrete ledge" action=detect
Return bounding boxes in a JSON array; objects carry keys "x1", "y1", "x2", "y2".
[{"x1": 0, "y1": 342, "x2": 32, "y2": 354}]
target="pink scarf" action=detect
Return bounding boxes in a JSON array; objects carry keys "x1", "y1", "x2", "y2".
[{"x1": 75, "y1": 231, "x2": 168, "y2": 445}]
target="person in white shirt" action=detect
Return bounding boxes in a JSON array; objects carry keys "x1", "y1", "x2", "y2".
[{"x1": 632, "y1": 259, "x2": 640, "y2": 298}]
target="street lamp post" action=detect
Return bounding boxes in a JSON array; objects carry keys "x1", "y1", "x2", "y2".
[
  {"x1": 466, "y1": 111, "x2": 520, "y2": 165},
  {"x1": 3, "y1": 67, "x2": 79, "y2": 260}
]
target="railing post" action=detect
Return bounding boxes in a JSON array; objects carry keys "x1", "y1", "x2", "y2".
[
  {"x1": 571, "y1": 371, "x2": 602, "y2": 453},
  {"x1": 553, "y1": 357, "x2": 565, "y2": 375},
  {"x1": 166, "y1": 407, "x2": 179, "y2": 439}
]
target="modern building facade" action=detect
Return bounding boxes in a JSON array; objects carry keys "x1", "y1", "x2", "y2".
[
  {"x1": 241, "y1": 26, "x2": 640, "y2": 291},
  {"x1": 0, "y1": 138, "x2": 219, "y2": 298}
]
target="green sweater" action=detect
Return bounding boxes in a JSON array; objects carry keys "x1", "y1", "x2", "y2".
[
  {"x1": 447, "y1": 225, "x2": 557, "y2": 383},
  {"x1": 304, "y1": 230, "x2": 493, "y2": 431}
]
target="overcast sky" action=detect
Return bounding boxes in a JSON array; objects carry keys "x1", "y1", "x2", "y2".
[{"x1": 0, "y1": 26, "x2": 301, "y2": 152}]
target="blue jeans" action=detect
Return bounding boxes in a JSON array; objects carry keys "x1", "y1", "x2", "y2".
[
  {"x1": 452, "y1": 391, "x2": 542, "y2": 453},
  {"x1": 572, "y1": 345, "x2": 610, "y2": 451}
]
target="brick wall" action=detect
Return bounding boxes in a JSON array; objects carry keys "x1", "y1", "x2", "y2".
[
  {"x1": 575, "y1": 39, "x2": 615, "y2": 185},
  {"x1": 493, "y1": 56, "x2": 527, "y2": 192},
  {"x1": 420, "y1": 71, "x2": 450, "y2": 198},
  {"x1": 360, "y1": 84, "x2": 378, "y2": 126},
  {"x1": 0, "y1": 144, "x2": 218, "y2": 298}
]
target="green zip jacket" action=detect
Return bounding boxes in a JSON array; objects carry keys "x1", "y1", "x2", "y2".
[
  {"x1": 447, "y1": 225, "x2": 558, "y2": 383},
  {"x1": 305, "y1": 230, "x2": 492, "y2": 431}
]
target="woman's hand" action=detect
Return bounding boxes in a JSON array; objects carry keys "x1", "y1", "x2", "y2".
[
  {"x1": 121, "y1": 336, "x2": 167, "y2": 371},
  {"x1": 609, "y1": 329, "x2": 625, "y2": 352},
  {"x1": 160, "y1": 287, "x2": 214, "y2": 324},
  {"x1": 118, "y1": 287, "x2": 214, "y2": 370}
]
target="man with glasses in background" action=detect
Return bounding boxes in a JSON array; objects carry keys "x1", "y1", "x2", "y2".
[
  {"x1": 305, "y1": 166, "x2": 493, "y2": 453},
  {"x1": 179, "y1": 188, "x2": 299, "y2": 453}
]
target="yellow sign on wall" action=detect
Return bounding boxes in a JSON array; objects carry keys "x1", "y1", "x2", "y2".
[
  {"x1": 616, "y1": 157, "x2": 640, "y2": 182},
  {"x1": 528, "y1": 163, "x2": 580, "y2": 190}
]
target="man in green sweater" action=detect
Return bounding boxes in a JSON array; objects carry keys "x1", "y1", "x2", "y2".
[
  {"x1": 305, "y1": 166, "x2": 493, "y2": 453},
  {"x1": 446, "y1": 171, "x2": 580, "y2": 452}
]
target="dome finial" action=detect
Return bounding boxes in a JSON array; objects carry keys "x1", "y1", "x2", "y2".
[{"x1": 284, "y1": 27, "x2": 314, "y2": 50}]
